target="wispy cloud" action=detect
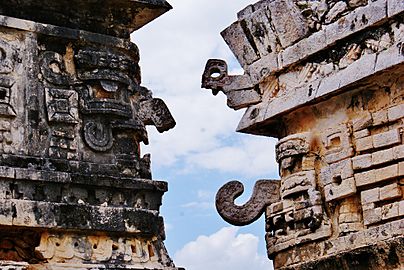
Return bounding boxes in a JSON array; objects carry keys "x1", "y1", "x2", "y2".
[
  {"x1": 174, "y1": 227, "x2": 274, "y2": 270},
  {"x1": 134, "y1": 0, "x2": 279, "y2": 178}
]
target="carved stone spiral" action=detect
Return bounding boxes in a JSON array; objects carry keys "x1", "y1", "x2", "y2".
[
  {"x1": 84, "y1": 121, "x2": 113, "y2": 152},
  {"x1": 215, "y1": 180, "x2": 281, "y2": 226}
]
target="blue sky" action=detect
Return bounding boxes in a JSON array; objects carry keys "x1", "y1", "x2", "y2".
[{"x1": 133, "y1": 1, "x2": 278, "y2": 269}]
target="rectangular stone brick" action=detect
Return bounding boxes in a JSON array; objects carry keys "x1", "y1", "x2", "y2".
[
  {"x1": 400, "y1": 201, "x2": 404, "y2": 216},
  {"x1": 372, "y1": 110, "x2": 388, "y2": 126},
  {"x1": 356, "y1": 136, "x2": 373, "y2": 152},
  {"x1": 221, "y1": 22, "x2": 259, "y2": 68},
  {"x1": 362, "y1": 202, "x2": 376, "y2": 211},
  {"x1": 339, "y1": 212, "x2": 361, "y2": 223},
  {"x1": 399, "y1": 161, "x2": 404, "y2": 177},
  {"x1": 0, "y1": 166, "x2": 15, "y2": 179},
  {"x1": 382, "y1": 202, "x2": 399, "y2": 220},
  {"x1": 354, "y1": 129, "x2": 370, "y2": 139},
  {"x1": 355, "y1": 170, "x2": 375, "y2": 187},
  {"x1": 388, "y1": 104, "x2": 404, "y2": 122},
  {"x1": 374, "y1": 164, "x2": 399, "y2": 183},
  {"x1": 393, "y1": 145, "x2": 404, "y2": 160},
  {"x1": 352, "y1": 112, "x2": 372, "y2": 131},
  {"x1": 356, "y1": 164, "x2": 398, "y2": 187},
  {"x1": 364, "y1": 208, "x2": 382, "y2": 225},
  {"x1": 373, "y1": 129, "x2": 401, "y2": 149},
  {"x1": 352, "y1": 154, "x2": 372, "y2": 170},
  {"x1": 380, "y1": 183, "x2": 402, "y2": 201},
  {"x1": 267, "y1": 0, "x2": 310, "y2": 48},
  {"x1": 361, "y1": 188, "x2": 380, "y2": 205},
  {"x1": 372, "y1": 148, "x2": 394, "y2": 166},
  {"x1": 339, "y1": 223, "x2": 362, "y2": 233},
  {"x1": 388, "y1": 0, "x2": 404, "y2": 16},
  {"x1": 325, "y1": 177, "x2": 356, "y2": 202},
  {"x1": 280, "y1": 29, "x2": 326, "y2": 68}
]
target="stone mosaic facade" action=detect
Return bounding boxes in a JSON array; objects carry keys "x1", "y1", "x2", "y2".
[
  {"x1": 203, "y1": 0, "x2": 404, "y2": 269},
  {"x1": 0, "y1": 1, "x2": 182, "y2": 269}
]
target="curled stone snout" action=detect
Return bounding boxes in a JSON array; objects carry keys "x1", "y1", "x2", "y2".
[{"x1": 215, "y1": 180, "x2": 280, "y2": 226}]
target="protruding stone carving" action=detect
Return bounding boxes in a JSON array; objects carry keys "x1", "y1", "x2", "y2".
[
  {"x1": 202, "y1": 59, "x2": 260, "y2": 110},
  {"x1": 0, "y1": 1, "x2": 181, "y2": 269},
  {"x1": 204, "y1": 0, "x2": 404, "y2": 269},
  {"x1": 216, "y1": 180, "x2": 280, "y2": 226}
]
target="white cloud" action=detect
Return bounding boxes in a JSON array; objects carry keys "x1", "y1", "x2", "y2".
[
  {"x1": 133, "y1": 0, "x2": 279, "y2": 178},
  {"x1": 186, "y1": 136, "x2": 278, "y2": 177},
  {"x1": 180, "y1": 201, "x2": 213, "y2": 210},
  {"x1": 180, "y1": 189, "x2": 216, "y2": 210},
  {"x1": 174, "y1": 227, "x2": 273, "y2": 270}
]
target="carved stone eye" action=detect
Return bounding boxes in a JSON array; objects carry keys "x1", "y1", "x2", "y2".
[{"x1": 100, "y1": 80, "x2": 119, "y2": 92}]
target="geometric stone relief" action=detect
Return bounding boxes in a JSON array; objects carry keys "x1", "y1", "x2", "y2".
[
  {"x1": 265, "y1": 132, "x2": 332, "y2": 256},
  {"x1": 0, "y1": 38, "x2": 18, "y2": 119},
  {"x1": 45, "y1": 88, "x2": 79, "y2": 124},
  {"x1": 321, "y1": 124, "x2": 354, "y2": 164},
  {"x1": 36, "y1": 233, "x2": 164, "y2": 266},
  {"x1": 38, "y1": 44, "x2": 175, "y2": 155},
  {"x1": 0, "y1": 1, "x2": 180, "y2": 270}
]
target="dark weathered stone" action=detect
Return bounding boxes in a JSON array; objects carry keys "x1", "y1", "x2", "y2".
[
  {"x1": 0, "y1": 1, "x2": 181, "y2": 269},
  {"x1": 0, "y1": 0, "x2": 172, "y2": 38},
  {"x1": 216, "y1": 180, "x2": 280, "y2": 226}
]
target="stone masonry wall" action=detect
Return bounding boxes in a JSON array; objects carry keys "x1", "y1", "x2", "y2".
[
  {"x1": 203, "y1": 0, "x2": 404, "y2": 269},
  {"x1": 0, "y1": 1, "x2": 182, "y2": 269}
]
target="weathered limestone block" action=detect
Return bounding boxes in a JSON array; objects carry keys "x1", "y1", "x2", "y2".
[
  {"x1": 0, "y1": 1, "x2": 182, "y2": 270},
  {"x1": 203, "y1": 0, "x2": 404, "y2": 269}
]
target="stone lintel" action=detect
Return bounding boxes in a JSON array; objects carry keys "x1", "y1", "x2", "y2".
[
  {"x1": 0, "y1": 0, "x2": 172, "y2": 38},
  {"x1": 0, "y1": 15, "x2": 137, "y2": 50},
  {"x1": 0, "y1": 199, "x2": 162, "y2": 235}
]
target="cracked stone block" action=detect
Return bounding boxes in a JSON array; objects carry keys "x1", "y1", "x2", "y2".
[
  {"x1": 320, "y1": 159, "x2": 354, "y2": 186},
  {"x1": 267, "y1": 0, "x2": 309, "y2": 48},
  {"x1": 221, "y1": 22, "x2": 260, "y2": 68},
  {"x1": 324, "y1": 177, "x2": 356, "y2": 202},
  {"x1": 352, "y1": 112, "x2": 372, "y2": 131}
]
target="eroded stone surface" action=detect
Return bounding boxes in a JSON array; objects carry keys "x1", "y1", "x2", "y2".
[
  {"x1": 204, "y1": 0, "x2": 404, "y2": 269},
  {"x1": 0, "y1": 2, "x2": 181, "y2": 270}
]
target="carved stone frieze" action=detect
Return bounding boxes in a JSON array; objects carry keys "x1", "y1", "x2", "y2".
[
  {"x1": 206, "y1": 0, "x2": 404, "y2": 269},
  {"x1": 0, "y1": 1, "x2": 181, "y2": 270}
]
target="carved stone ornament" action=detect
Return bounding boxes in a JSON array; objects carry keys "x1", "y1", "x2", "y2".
[
  {"x1": 0, "y1": 1, "x2": 182, "y2": 270},
  {"x1": 205, "y1": 0, "x2": 404, "y2": 269}
]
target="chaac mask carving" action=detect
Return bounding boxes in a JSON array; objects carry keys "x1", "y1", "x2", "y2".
[{"x1": 36, "y1": 39, "x2": 175, "y2": 177}]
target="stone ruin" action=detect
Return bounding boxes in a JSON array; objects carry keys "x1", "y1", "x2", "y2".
[
  {"x1": 203, "y1": 0, "x2": 404, "y2": 269},
  {"x1": 0, "y1": 1, "x2": 183, "y2": 269}
]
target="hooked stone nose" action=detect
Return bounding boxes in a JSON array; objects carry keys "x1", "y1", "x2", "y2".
[{"x1": 138, "y1": 97, "x2": 176, "y2": 133}]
